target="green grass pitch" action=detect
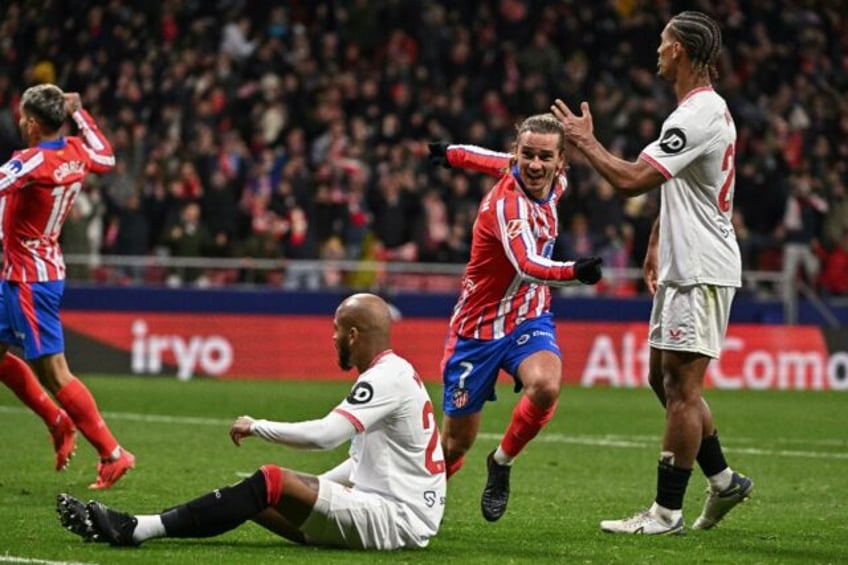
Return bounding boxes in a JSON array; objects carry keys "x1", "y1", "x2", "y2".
[{"x1": 1, "y1": 376, "x2": 846, "y2": 564}]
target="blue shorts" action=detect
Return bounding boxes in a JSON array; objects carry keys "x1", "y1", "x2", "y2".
[
  {"x1": 0, "y1": 280, "x2": 65, "y2": 360},
  {"x1": 441, "y1": 315, "x2": 561, "y2": 416}
]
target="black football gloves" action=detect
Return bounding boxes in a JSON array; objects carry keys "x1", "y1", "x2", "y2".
[
  {"x1": 427, "y1": 141, "x2": 452, "y2": 169},
  {"x1": 574, "y1": 257, "x2": 603, "y2": 285}
]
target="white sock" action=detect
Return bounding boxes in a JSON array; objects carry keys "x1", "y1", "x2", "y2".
[
  {"x1": 493, "y1": 446, "x2": 514, "y2": 466},
  {"x1": 132, "y1": 515, "x2": 166, "y2": 543},
  {"x1": 707, "y1": 467, "x2": 734, "y2": 492},
  {"x1": 649, "y1": 502, "x2": 682, "y2": 525}
]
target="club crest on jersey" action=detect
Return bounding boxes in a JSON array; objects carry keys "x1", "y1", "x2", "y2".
[
  {"x1": 659, "y1": 128, "x2": 686, "y2": 154},
  {"x1": 452, "y1": 387, "x2": 469, "y2": 409},
  {"x1": 347, "y1": 382, "x2": 374, "y2": 404},
  {"x1": 506, "y1": 219, "x2": 527, "y2": 239},
  {"x1": 54, "y1": 160, "x2": 85, "y2": 182}
]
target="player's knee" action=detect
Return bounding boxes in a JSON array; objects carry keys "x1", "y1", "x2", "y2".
[
  {"x1": 524, "y1": 377, "x2": 560, "y2": 407},
  {"x1": 442, "y1": 436, "x2": 473, "y2": 461}
]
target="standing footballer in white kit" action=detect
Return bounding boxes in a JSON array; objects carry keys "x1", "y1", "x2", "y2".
[{"x1": 552, "y1": 10, "x2": 753, "y2": 535}]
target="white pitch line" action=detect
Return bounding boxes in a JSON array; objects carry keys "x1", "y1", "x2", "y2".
[
  {"x1": 1, "y1": 405, "x2": 847, "y2": 461},
  {"x1": 0, "y1": 554, "x2": 97, "y2": 565},
  {"x1": 476, "y1": 433, "x2": 848, "y2": 460}
]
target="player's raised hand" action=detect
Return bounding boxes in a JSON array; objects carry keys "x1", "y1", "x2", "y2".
[
  {"x1": 427, "y1": 141, "x2": 452, "y2": 169},
  {"x1": 64, "y1": 92, "x2": 82, "y2": 115},
  {"x1": 551, "y1": 99, "x2": 595, "y2": 150},
  {"x1": 229, "y1": 415, "x2": 255, "y2": 446}
]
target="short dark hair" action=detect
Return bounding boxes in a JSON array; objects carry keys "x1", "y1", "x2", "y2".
[
  {"x1": 21, "y1": 84, "x2": 66, "y2": 132},
  {"x1": 668, "y1": 11, "x2": 723, "y2": 80}
]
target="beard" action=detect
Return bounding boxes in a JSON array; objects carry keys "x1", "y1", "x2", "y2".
[{"x1": 337, "y1": 342, "x2": 352, "y2": 371}]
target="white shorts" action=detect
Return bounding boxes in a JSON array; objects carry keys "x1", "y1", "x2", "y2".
[
  {"x1": 299, "y1": 478, "x2": 434, "y2": 550},
  {"x1": 648, "y1": 284, "x2": 736, "y2": 359}
]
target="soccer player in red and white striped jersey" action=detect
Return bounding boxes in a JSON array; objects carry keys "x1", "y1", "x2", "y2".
[
  {"x1": 427, "y1": 114, "x2": 603, "y2": 522},
  {"x1": 0, "y1": 84, "x2": 134, "y2": 489}
]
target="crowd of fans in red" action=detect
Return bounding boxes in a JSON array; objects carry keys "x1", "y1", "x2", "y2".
[{"x1": 1, "y1": 1, "x2": 846, "y2": 295}]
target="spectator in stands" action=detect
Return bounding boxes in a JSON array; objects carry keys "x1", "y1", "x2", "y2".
[
  {"x1": 111, "y1": 193, "x2": 150, "y2": 283},
  {"x1": 0, "y1": 0, "x2": 844, "y2": 298},
  {"x1": 778, "y1": 171, "x2": 829, "y2": 303},
  {"x1": 162, "y1": 202, "x2": 211, "y2": 287},
  {"x1": 819, "y1": 231, "x2": 848, "y2": 296}
]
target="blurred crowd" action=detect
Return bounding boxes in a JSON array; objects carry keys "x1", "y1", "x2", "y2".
[{"x1": 0, "y1": 0, "x2": 846, "y2": 295}]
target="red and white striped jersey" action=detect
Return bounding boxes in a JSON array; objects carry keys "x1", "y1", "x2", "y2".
[
  {"x1": 0, "y1": 110, "x2": 114, "y2": 282},
  {"x1": 444, "y1": 144, "x2": 578, "y2": 340}
]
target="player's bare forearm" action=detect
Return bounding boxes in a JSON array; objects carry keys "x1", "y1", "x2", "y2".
[
  {"x1": 648, "y1": 218, "x2": 660, "y2": 249},
  {"x1": 643, "y1": 218, "x2": 660, "y2": 295},
  {"x1": 552, "y1": 98, "x2": 662, "y2": 195},
  {"x1": 577, "y1": 138, "x2": 659, "y2": 196}
]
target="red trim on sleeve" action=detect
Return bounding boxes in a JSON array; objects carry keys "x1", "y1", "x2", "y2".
[
  {"x1": 639, "y1": 152, "x2": 673, "y2": 180},
  {"x1": 334, "y1": 408, "x2": 365, "y2": 432}
]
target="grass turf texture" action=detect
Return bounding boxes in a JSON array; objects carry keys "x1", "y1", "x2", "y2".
[{"x1": 1, "y1": 376, "x2": 846, "y2": 564}]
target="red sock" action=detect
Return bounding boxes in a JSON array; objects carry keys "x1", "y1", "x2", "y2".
[
  {"x1": 55, "y1": 377, "x2": 119, "y2": 459},
  {"x1": 500, "y1": 396, "x2": 558, "y2": 459},
  {"x1": 0, "y1": 353, "x2": 61, "y2": 427},
  {"x1": 446, "y1": 455, "x2": 466, "y2": 480},
  {"x1": 260, "y1": 464, "x2": 284, "y2": 506}
]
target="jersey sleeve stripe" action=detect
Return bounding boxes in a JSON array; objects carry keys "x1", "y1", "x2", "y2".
[
  {"x1": 82, "y1": 145, "x2": 116, "y2": 167},
  {"x1": 498, "y1": 196, "x2": 571, "y2": 284},
  {"x1": 333, "y1": 408, "x2": 365, "y2": 432},
  {"x1": 448, "y1": 144, "x2": 511, "y2": 176},
  {"x1": 639, "y1": 152, "x2": 673, "y2": 179},
  {"x1": 0, "y1": 152, "x2": 44, "y2": 192},
  {"x1": 72, "y1": 110, "x2": 107, "y2": 151}
]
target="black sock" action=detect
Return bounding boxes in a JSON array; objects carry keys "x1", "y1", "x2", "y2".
[
  {"x1": 655, "y1": 458, "x2": 692, "y2": 511},
  {"x1": 160, "y1": 470, "x2": 268, "y2": 538},
  {"x1": 696, "y1": 431, "x2": 728, "y2": 477}
]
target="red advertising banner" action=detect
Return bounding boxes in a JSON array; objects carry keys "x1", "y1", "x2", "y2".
[{"x1": 61, "y1": 312, "x2": 848, "y2": 391}]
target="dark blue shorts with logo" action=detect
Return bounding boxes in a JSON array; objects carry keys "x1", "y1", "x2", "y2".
[{"x1": 441, "y1": 314, "x2": 561, "y2": 416}]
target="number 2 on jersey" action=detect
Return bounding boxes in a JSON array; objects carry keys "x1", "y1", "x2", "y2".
[
  {"x1": 422, "y1": 400, "x2": 446, "y2": 475},
  {"x1": 717, "y1": 144, "x2": 735, "y2": 213}
]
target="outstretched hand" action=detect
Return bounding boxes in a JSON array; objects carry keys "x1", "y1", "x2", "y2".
[
  {"x1": 229, "y1": 415, "x2": 255, "y2": 446},
  {"x1": 550, "y1": 99, "x2": 595, "y2": 150},
  {"x1": 427, "y1": 141, "x2": 452, "y2": 169},
  {"x1": 574, "y1": 256, "x2": 603, "y2": 285}
]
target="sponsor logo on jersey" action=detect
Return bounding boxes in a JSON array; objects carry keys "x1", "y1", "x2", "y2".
[
  {"x1": 347, "y1": 381, "x2": 374, "y2": 404},
  {"x1": 669, "y1": 328, "x2": 683, "y2": 340},
  {"x1": 659, "y1": 128, "x2": 687, "y2": 154},
  {"x1": 506, "y1": 218, "x2": 527, "y2": 239},
  {"x1": 1, "y1": 159, "x2": 23, "y2": 176}
]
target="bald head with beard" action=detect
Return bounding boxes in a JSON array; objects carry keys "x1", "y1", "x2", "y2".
[{"x1": 333, "y1": 294, "x2": 393, "y2": 373}]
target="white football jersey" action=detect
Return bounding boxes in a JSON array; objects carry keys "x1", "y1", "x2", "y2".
[
  {"x1": 640, "y1": 87, "x2": 742, "y2": 287},
  {"x1": 333, "y1": 350, "x2": 446, "y2": 534}
]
